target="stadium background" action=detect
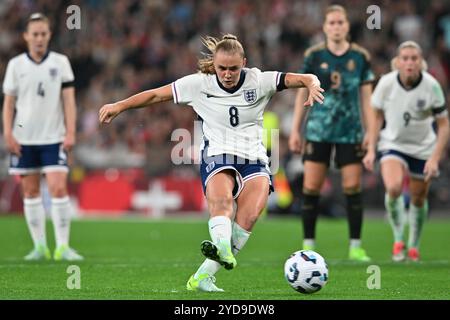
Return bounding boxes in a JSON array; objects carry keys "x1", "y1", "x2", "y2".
[{"x1": 0, "y1": 0, "x2": 449, "y2": 217}]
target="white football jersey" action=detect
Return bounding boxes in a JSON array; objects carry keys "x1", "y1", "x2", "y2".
[
  {"x1": 372, "y1": 71, "x2": 447, "y2": 159},
  {"x1": 172, "y1": 68, "x2": 283, "y2": 164},
  {"x1": 3, "y1": 51, "x2": 75, "y2": 144}
]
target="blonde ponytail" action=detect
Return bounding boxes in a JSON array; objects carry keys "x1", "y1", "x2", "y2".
[{"x1": 198, "y1": 34, "x2": 245, "y2": 74}]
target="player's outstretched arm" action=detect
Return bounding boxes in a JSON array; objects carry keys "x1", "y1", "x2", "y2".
[
  {"x1": 99, "y1": 84, "x2": 173, "y2": 124},
  {"x1": 284, "y1": 73, "x2": 324, "y2": 107}
]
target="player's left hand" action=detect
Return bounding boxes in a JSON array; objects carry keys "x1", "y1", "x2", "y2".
[
  {"x1": 63, "y1": 134, "x2": 75, "y2": 152},
  {"x1": 99, "y1": 103, "x2": 122, "y2": 124},
  {"x1": 362, "y1": 150, "x2": 376, "y2": 172},
  {"x1": 423, "y1": 158, "x2": 439, "y2": 182},
  {"x1": 304, "y1": 75, "x2": 324, "y2": 107}
]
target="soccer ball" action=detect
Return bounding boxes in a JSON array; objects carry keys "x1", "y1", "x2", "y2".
[{"x1": 284, "y1": 250, "x2": 329, "y2": 294}]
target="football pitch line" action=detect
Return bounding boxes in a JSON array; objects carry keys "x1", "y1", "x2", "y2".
[
  {"x1": 1, "y1": 259, "x2": 448, "y2": 268},
  {"x1": 73, "y1": 211, "x2": 450, "y2": 223}
]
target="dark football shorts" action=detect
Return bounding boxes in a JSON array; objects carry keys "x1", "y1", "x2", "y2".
[
  {"x1": 200, "y1": 141, "x2": 274, "y2": 199},
  {"x1": 302, "y1": 141, "x2": 365, "y2": 168},
  {"x1": 9, "y1": 143, "x2": 68, "y2": 175},
  {"x1": 378, "y1": 149, "x2": 432, "y2": 180}
]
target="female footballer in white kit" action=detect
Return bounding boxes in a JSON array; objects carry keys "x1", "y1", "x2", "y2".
[
  {"x1": 2, "y1": 13, "x2": 83, "y2": 261},
  {"x1": 99, "y1": 34, "x2": 324, "y2": 292},
  {"x1": 363, "y1": 41, "x2": 449, "y2": 262}
]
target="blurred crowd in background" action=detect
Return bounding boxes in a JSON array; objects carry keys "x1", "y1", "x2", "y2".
[{"x1": 0, "y1": 0, "x2": 449, "y2": 211}]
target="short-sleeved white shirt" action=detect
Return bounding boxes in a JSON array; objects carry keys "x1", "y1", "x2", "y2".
[
  {"x1": 3, "y1": 51, "x2": 75, "y2": 144},
  {"x1": 172, "y1": 68, "x2": 283, "y2": 164},
  {"x1": 371, "y1": 71, "x2": 447, "y2": 159}
]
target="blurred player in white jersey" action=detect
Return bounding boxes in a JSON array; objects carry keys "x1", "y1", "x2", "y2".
[
  {"x1": 99, "y1": 34, "x2": 324, "y2": 292},
  {"x1": 2, "y1": 13, "x2": 83, "y2": 261},
  {"x1": 363, "y1": 41, "x2": 449, "y2": 262}
]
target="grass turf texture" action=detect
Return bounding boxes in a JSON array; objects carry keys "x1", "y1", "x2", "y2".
[{"x1": 0, "y1": 215, "x2": 448, "y2": 300}]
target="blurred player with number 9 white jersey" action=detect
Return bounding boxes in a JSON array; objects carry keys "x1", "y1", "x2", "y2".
[
  {"x1": 2, "y1": 13, "x2": 83, "y2": 261},
  {"x1": 363, "y1": 41, "x2": 449, "y2": 262}
]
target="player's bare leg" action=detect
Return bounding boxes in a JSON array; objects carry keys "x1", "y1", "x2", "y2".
[
  {"x1": 187, "y1": 171, "x2": 235, "y2": 292},
  {"x1": 233, "y1": 176, "x2": 270, "y2": 251},
  {"x1": 188, "y1": 175, "x2": 269, "y2": 292},
  {"x1": 201, "y1": 171, "x2": 236, "y2": 269}
]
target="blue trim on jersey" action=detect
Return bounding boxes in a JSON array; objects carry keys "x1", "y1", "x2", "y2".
[
  {"x1": 378, "y1": 149, "x2": 427, "y2": 179},
  {"x1": 172, "y1": 82, "x2": 179, "y2": 104},
  {"x1": 197, "y1": 115, "x2": 207, "y2": 144},
  {"x1": 199, "y1": 141, "x2": 274, "y2": 198},
  {"x1": 397, "y1": 72, "x2": 423, "y2": 91},
  {"x1": 10, "y1": 143, "x2": 68, "y2": 172},
  {"x1": 215, "y1": 70, "x2": 246, "y2": 94},
  {"x1": 26, "y1": 50, "x2": 50, "y2": 65}
]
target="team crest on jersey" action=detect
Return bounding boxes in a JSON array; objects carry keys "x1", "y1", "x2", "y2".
[
  {"x1": 320, "y1": 62, "x2": 328, "y2": 69},
  {"x1": 347, "y1": 59, "x2": 355, "y2": 71},
  {"x1": 49, "y1": 68, "x2": 58, "y2": 80},
  {"x1": 416, "y1": 99, "x2": 426, "y2": 109},
  {"x1": 243, "y1": 89, "x2": 257, "y2": 104}
]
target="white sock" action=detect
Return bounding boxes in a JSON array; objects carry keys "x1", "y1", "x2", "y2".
[
  {"x1": 208, "y1": 215, "x2": 232, "y2": 246},
  {"x1": 408, "y1": 201, "x2": 428, "y2": 249},
  {"x1": 23, "y1": 197, "x2": 47, "y2": 248},
  {"x1": 194, "y1": 221, "x2": 251, "y2": 278},
  {"x1": 384, "y1": 193, "x2": 405, "y2": 243},
  {"x1": 50, "y1": 196, "x2": 72, "y2": 248},
  {"x1": 350, "y1": 239, "x2": 361, "y2": 249},
  {"x1": 231, "y1": 221, "x2": 251, "y2": 255},
  {"x1": 303, "y1": 239, "x2": 315, "y2": 249},
  {"x1": 194, "y1": 259, "x2": 221, "y2": 279}
]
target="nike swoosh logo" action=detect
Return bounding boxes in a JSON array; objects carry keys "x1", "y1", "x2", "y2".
[
  {"x1": 210, "y1": 224, "x2": 224, "y2": 229},
  {"x1": 206, "y1": 94, "x2": 217, "y2": 98}
]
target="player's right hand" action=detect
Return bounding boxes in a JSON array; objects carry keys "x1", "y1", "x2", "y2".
[
  {"x1": 4, "y1": 133, "x2": 21, "y2": 157},
  {"x1": 362, "y1": 150, "x2": 376, "y2": 172},
  {"x1": 304, "y1": 75, "x2": 324, "y2": 107},
  {"x1": 99, "y1": 103, "x2": 122, "y2": 124},
  {"x1": 289, "y1": 132, "x2": 303, "y2": 154},
  {"x1": 423, "y1": 157, "x2": 439, "y2": 182}
]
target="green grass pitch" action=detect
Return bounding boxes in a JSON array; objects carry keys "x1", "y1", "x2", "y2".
[{"x1": 0, "y1": 215, "x2": 448, "y2": 300}]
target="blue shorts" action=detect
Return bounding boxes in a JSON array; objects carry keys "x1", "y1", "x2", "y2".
[
  {"x1": 378, "y1": 149, "x2": 432, "y2": 180},
  {"x1": 200, "y1": 148, "x2": 274, "y2": 199},
  {"x1": 9, "y1": 143, "x2": 68, "y2": 175}
]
